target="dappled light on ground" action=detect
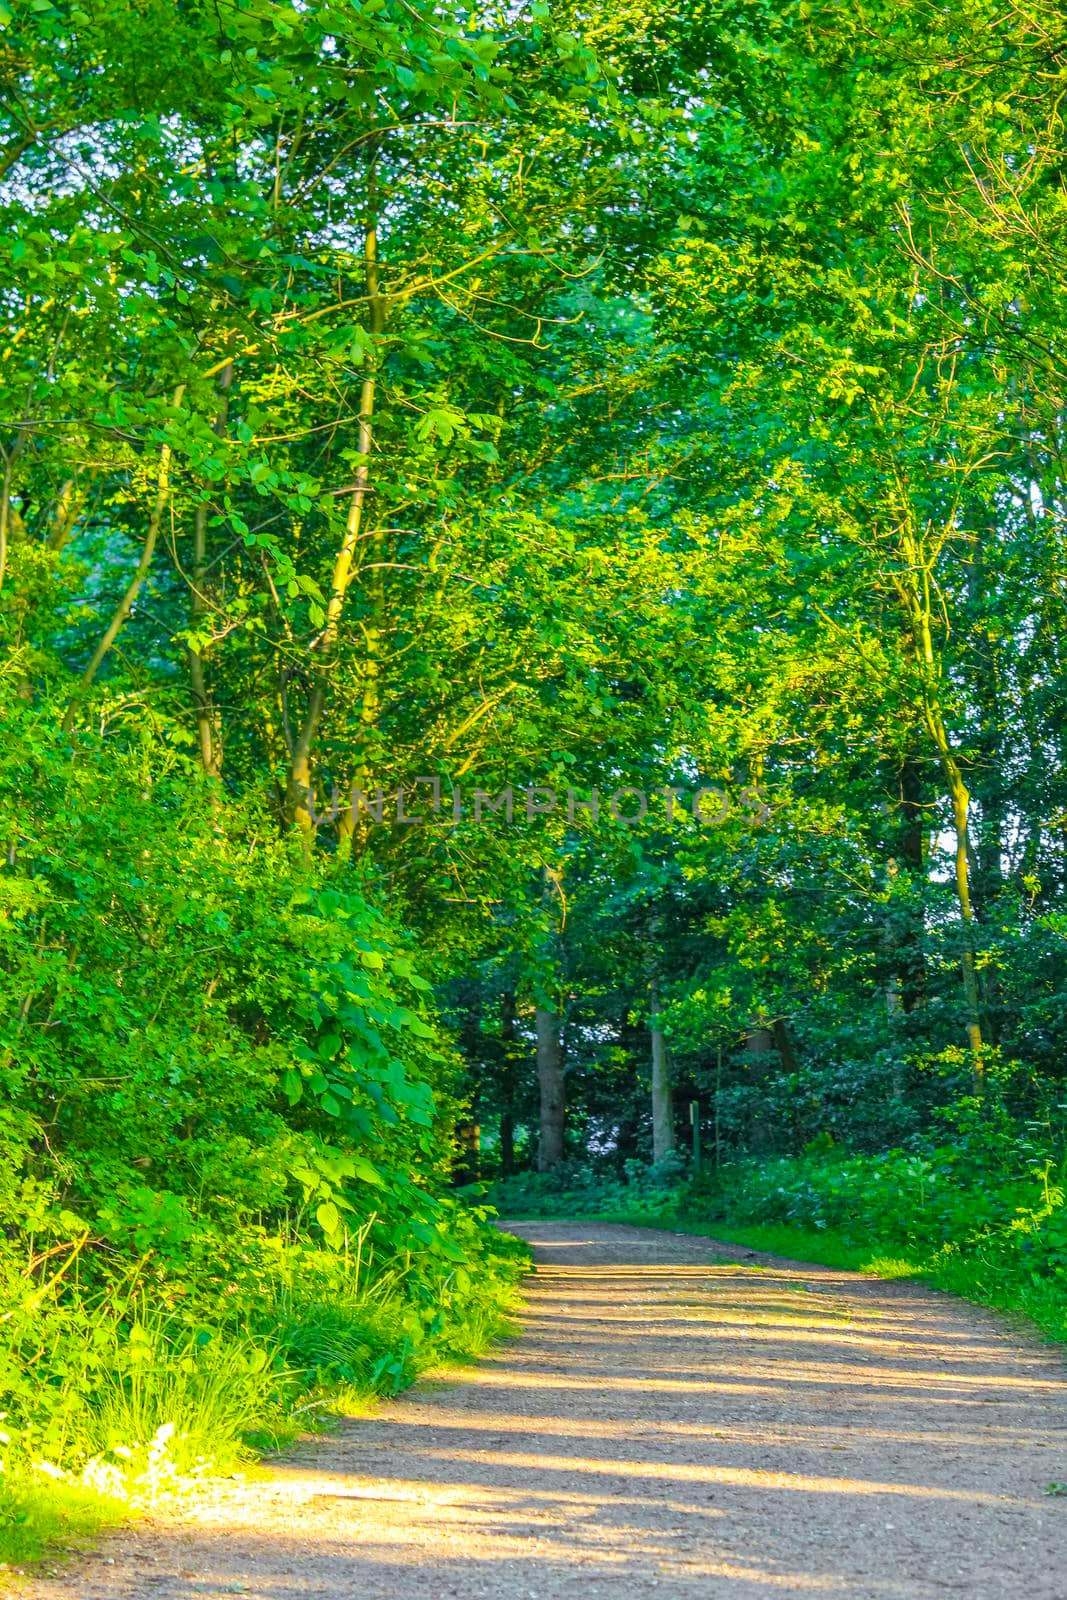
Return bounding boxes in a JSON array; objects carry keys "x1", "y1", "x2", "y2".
[{"x1": 27, "y1": 1224, "x2": 1067, "y2": 1600}]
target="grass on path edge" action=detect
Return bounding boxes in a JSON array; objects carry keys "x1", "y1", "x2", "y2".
[{"x1": 0, "y1": 1239, "x2": 530, "y2": 1585}]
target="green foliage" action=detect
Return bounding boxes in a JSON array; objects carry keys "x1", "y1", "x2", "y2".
[
  {"x1": 0, "y1": 1197, "x2": 527, "y2": 1564},
  {"x1": 0, "y1": 704, "x2": 466, "y2": 1218},
  {"x1": 0, "y1": 712, "x2": 527, "y2": 1566},
  {"x1": 700, "y1": 1155, "x2": 1067, "y2": 1346},
  {"x1": 488, "y1": 1159, "x2": 686, "y2": 1225}
]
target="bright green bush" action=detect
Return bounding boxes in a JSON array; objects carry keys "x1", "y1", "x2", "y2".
[{"x1": 0, "y1": 713, "x2": 528, "y2": 1566}]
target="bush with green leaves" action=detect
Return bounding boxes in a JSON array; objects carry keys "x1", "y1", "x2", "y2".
[
  {"x1": 1, "y1": 706, "x2": 460, "y2": 1239},
  {"x1": 0, "y1": 711, "x2": 528, "y2": 1560}
]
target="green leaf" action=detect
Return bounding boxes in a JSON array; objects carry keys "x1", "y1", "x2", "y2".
[{"x1": 351, "y1": 1156, "x2": 384, "y2": 1186}]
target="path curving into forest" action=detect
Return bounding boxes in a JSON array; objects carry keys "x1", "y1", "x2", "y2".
[{"x1": 28, "y1": 1222, "x2": 1067, "y2": 1600}]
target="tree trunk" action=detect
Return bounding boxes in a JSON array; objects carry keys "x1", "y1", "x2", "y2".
[
  {"x1": 744, "y1": 1026, "x2": 775, "y2": 1060},
  {"x1": 63, "y1": 383, "x2": 185, "y2": 730},
  {"x1": 46, "y1": 477, "x2": 85, "y2": 553},
  {"x1": 897, "y1": 755, "x2": 927, "y2": 1014},
  {"x1": 967, "y1": 538, "x2": 1005, "y2": 1041},
  {"x1": 286, "y1": 186, "x2": 384, "y2": 836},
  {"x1": 742, "y1": 1026, "x2": 776, "y2": 1152},
  {"x1": 499, "y1": 990, "x2": 518, "y2": 1177},
  {"x1": 453, "y1": 1120, "x2": 481, "y2": 1185},
  {"x1": 189, "y1": 362, "x2": 231, "y2": 781},
  {"x1": 535, "y1": 1005, "x2": 565, "y2": 1171},
  {"x1": 771, "y1": 1017, "x2": 797, "y2": 1072},
  {"x1": 500, "y1": 1107, "x2": 515, "y2": 1177},
  {"x1": 649, "y1": 979, "x2": 674, "y2": 1164},
  {"x1": 894, "y1": 532, "x2": 984, "y2": 1061},
  {"x1": 946, "y1": 757, "x2": 984, "y2": 1058}
]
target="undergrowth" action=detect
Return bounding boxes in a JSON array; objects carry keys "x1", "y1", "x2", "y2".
[
  {"x1": 0, "y1": 1210, "x2": 528, "y2": 1573},
  {"x1": 0, "y1": 739, "x2": 530, "y2": 1574}
]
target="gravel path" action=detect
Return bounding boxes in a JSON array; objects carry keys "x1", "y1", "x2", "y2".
[{"x1": 25, "y1": 1221, "x2": 1067, "y2": 1600}]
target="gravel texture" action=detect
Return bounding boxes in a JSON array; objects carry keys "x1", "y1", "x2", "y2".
[{"x1": 22, "y1": 1221, "x2": 1067, "y2": 1600}]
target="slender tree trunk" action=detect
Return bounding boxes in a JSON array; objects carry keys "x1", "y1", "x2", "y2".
[
  {"x1": 771, "y1": 1017, "x2": 796, "y2": 1072},
  {"x1": 894, "y1": 526, "x2": 984, "y2": 1062},
  {"x1": 897, "y1": 755, "x2": 927, "y2": 1014},
  {"x1": 500, "y1": 1106, "x2": 515, "y2": 1177},
  {"x1": 967, "y1": 533, "x2": 1005, "y2": 1040},
  {"x1": 189, "y1": 504, "x2": 219, "y2": 778},
  {"x1": 47, "y1": 478, "x2": 85, "y2": 553},
  {"x1": 742, "y1": 1025, "x2": 775, "y2": 1152},
  {"x1": 0, "y1": 451, "x2": 14, "y2": 595},
  {"x1": 713, "y1": 1041, "x2": 723, "y2": 1170},
  {"x1": 0, "y1": 410, "x2": 31, "y2": 593},
  {"x1": 287, "y1": 190, "x2": 384, "y2": 836},
  {"x1": 499, "y1": 990, "x2": 518, "y2": 1177},
  {"x1": 884, "y1": 974, "x2": 902, "y2": 1018},
  {"x1": 189, "y1": 363, "x2": 231, "y2": 781},
  {"x1": 945, "y1": 756, "x2": 984, "y2": 1057},
  {"x1": 534, "y1": 864, "x2": 566, "y2": 1171},
  {"x1": 743, "y1": 1026, "x2": 775, "y2": 1059},
  {"x1": 649, "y1": 978, "x2": 674, "y2": 1164},
  {"x1": 63, "y1": 384, "x2": 185, "y2": 730},
  {"x1": 285, "y1": 359, "x2": 376, "y2": 830},
  {"x1": 535, "y1": 1005, "x2": 565, "y2": 1171},
  {"x1": 453, "y1": 1119, "x2": 481, "y2": 1184},
  {"x1": 920, "y1": 639, "x2": 984, "y2": 1058}
]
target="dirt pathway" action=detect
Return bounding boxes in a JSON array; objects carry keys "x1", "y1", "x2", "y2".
[{"x1": 27, "y1": 1222, "x2": 1067, "y2": 1600}]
